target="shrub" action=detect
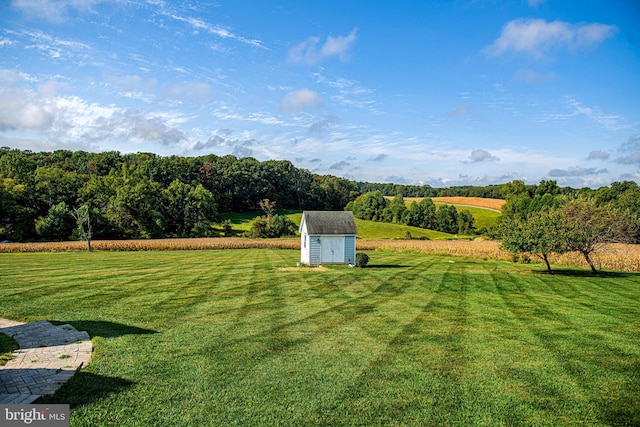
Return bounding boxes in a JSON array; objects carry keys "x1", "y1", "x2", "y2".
[
  {"x1": 222, "y1": 219, "x2": 233, "y2": 237},
  {"x1": 246, "y1": 215, "x2": 298, "y2": 238},
  {"x1": 268, "y1": 215, "x2": 298, "y2": 238},
  {"x1": 248, "y1": 216, "x2": 269, "y2": 238},
  {"x1": 355, "y1": 252, "x2": 370, "y2": 268}
]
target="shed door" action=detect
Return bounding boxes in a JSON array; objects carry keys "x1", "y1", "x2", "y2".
[{"x1": 321, "y1": 236, "x2": 344, "y2": 264}]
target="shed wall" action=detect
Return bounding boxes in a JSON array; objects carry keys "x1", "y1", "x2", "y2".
[
  {"x1": 344, "y1": 235, "x2": 356, "y2": 265},
  {"x1": 309, "y1": 236, "x2": 321, "y2": 266}
]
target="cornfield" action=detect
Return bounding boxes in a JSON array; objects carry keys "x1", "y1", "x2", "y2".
[
  {"x1": 358, "y1": 239, "x2": 640, "y2": 273},
  {"x1": 431, "y1": 197, "x2": 505, "y2": 211},
  {"x1": 0, "y1": 238, "x2": 301, "y2": 253},
  {"x1": 1, "y1": 237, "x2": 638, "y2": 273},
  {"x1": 388, "y1": 196, "x2": 506, "y2": 211}
]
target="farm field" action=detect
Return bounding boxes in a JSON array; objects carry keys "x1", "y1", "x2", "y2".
[
  {"x1": 382, "y1": 196, "x2": 503, "y2": 229},
  {"x1": 431, "y1": 196, "x2": 505, "y2": 211},
  {"x1": 1, "y1": 238, "x2": 639, "y2": 273},
  {"x1": 1, "y1": 249, "x2": 639, "y2": 426}
]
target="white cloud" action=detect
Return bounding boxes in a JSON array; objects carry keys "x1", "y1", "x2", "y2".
[
  {"x1": 329, "y1": 160, "x2": 351, "y2": 171},
  {"x1": 484, "y1": 19, "x2": 618, "y2": 59},
  {"x1": 288, "y1": 28, "x2": 357, "y2": 65},
  {"x1": 166, "y1": 12, "x2": 266, "y2": 49},
  {"x1": 565, "y1": 97, "x2": 627, "y2": 131},
  {"x1": 312, "y1": 71, "x2": 380, "y2": 113},
  {"x1": 616, "y1": 152, "x2": 640, "y2": 165},
  {"x1": 368, "y1": 154, "x2": 388, "y2": 162},
  {"x1": 548, "y1": 166, "x2": 608, "y2": 177},
  {"x1": 280, "y1": 89, "x2": 322, "y2": 112},
  {"x1": 466, "y1": 149, "x2": 500, "y2": 163},
  {"x1": 15, "y1": 29, "x2": 93, "y2": 61},
  {"x1": 0, "y1": 88, "x2": 56, "y2": 131},
  {"x1": 309, "y1": 115, "x2": 338, "y2": 133},
  {"x1": 0, "y1": 72, "x2": 188, "y2": 147},
  {"x1": 11, "y1": 0, "x2": 114, "y2": 23},
  {"x1": 587, "y1": 150, "x2": 610, "y2": 160},
  {"x1": 11, "y1": 0, "x2": 92, "y2": 23},
  {"x1": 163, "y1": 81, "x2": 214, "y2": 104},
  {"x1": 211, "y1": 106, "x2": 287, "y2": 126},
  {"x1": 616, "y1": 136, "x2": 640, "y2": 164}
]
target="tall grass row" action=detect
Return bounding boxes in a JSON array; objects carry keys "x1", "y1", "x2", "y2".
[{"x1": 1, "y1": 238, "x2": 638, "y2": 272}]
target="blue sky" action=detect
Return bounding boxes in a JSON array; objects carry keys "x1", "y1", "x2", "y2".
[{"x1": 1, "y1": 0, "x2": 638, "y2": 188}]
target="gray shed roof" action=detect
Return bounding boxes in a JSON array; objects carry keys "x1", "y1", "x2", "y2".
[{"x1": 301, "y1": 211, "x2": 357, "y2": 235}]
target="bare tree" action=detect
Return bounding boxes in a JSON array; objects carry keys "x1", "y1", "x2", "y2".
[
  {"x1": 73, "y1": 204, "x2": 93, "y2": 252},
  {"x1": 258, "y1": 199, "x2": 276, "y2": 221}
]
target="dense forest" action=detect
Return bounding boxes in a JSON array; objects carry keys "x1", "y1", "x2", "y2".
[
  {"x1": 0, "y1": 148, "x2": 357, "y2": 241},
  {"x1": 1, "y1": 148, "x2": 638, "y2": 243}
]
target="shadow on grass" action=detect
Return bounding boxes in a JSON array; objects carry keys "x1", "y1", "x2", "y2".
[
  {"x1": 49, "y1": 320, "x2": 158, "y2": 339},
  {"x1": 365, "y1": 264, "x2": 410, "y2": 269},
  {"x1": 37, "y1": 371, "x2": 134, "y2": 409},
  {"x1": 530, "y1": 269, "x2": 638, "y2": 278}
]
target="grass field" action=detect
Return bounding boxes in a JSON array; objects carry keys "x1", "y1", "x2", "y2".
[
  {"x1": 222, "y1": 211, "x2": 457, "y2": 239},
  {"x1": 431, "y1": 204, "x2": 500, "y2": 231},
  {"x1": 1, "y1": 249, "x2": 639, "y2": 426}
]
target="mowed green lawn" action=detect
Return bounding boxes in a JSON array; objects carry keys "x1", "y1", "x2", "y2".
[{"x1": 1, "y1": 249, "x2": 639, "y2": 426}]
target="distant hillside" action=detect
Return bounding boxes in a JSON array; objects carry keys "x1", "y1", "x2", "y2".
[
  {"x1": 381, "y1": 196, "x2": 504, "y2": 230},
  {"x1": 431, "y1": 197, "x2": 505, "y2": 211},
  {"x1": 386, "y1": 196, "x2": 505, "y2": 211},
  {"x1": 223, "y1": 211, "x2": 457, "y2": 240}
]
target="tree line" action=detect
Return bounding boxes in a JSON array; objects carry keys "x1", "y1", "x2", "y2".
[
  {"x1": 497, "y1": 180, "x2": 639, "y2": 272},
  {"x1": 355, "y1": 182, "x2": 506, "y2": 199},
  {"x1": 0, "y1": 148, "x2": 357, "y2": 241},
  {"x1": 1, "y1": 148, "x2": 638, "y2": 254},
  {"x1": 345, "y1": 191, "x2": 476, "y2": 235}
]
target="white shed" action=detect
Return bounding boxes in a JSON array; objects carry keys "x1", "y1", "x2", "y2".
[{"x1": 299, "y1": 211, "x2": 358, "y2": 266}]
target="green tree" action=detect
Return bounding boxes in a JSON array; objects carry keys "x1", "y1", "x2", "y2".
[
  {"x1": 221, "y1": 219, "x2": 233, "y2": 237},
  {"x1": 162, "y1": 180, "x2": 218, "y2": 237},
  {"x1": 0, "y1": 177, "x2": 25, "y2": 240},
  {"x1": 402, "y1": 198, "x2": 437, "y2": 229},
  {"x1": 387, "y1": 194, "x2": 407, "y2": 223},
  {"x1": 611, "y1": 183, "x2": 640, "y2": 243},
  {"x1": 500, "y1": 210, "x2": 566, "y2": 271},
  {"x1": 247, "y1": 214, "x2": 297, "y2": 238},
  {"x1": 34, "y1": 166, "x2": 85, "y2": 209},
  {"x1": 35, "y1": 202, "x2": 75, "y2": 241},
  {"x1": 348, "y1": 191, "x2": 388, "y2": 221},
  {"x1": 558, "y1": 199, "x2": 628, "y2": 273},
  {"x1": 436, "y1": 204, "x2": 459, "y2": 234},
  {"x1": 248, "y1": 216, "x2": 269, "y2": 238},
  {"x1": 107, "y1": 178, "x2": 164, "y2": 238},
  {"x1": 268, "y1": 214, "x2": 298, "y2": 237},
  {"x1": 457, "y1": 209, "x2": 475, "y2": 235}
]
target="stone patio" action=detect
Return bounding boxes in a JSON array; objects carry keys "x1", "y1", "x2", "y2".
[{"x1": 0, "y1": 318, "x2": 92, "y2": 404}]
